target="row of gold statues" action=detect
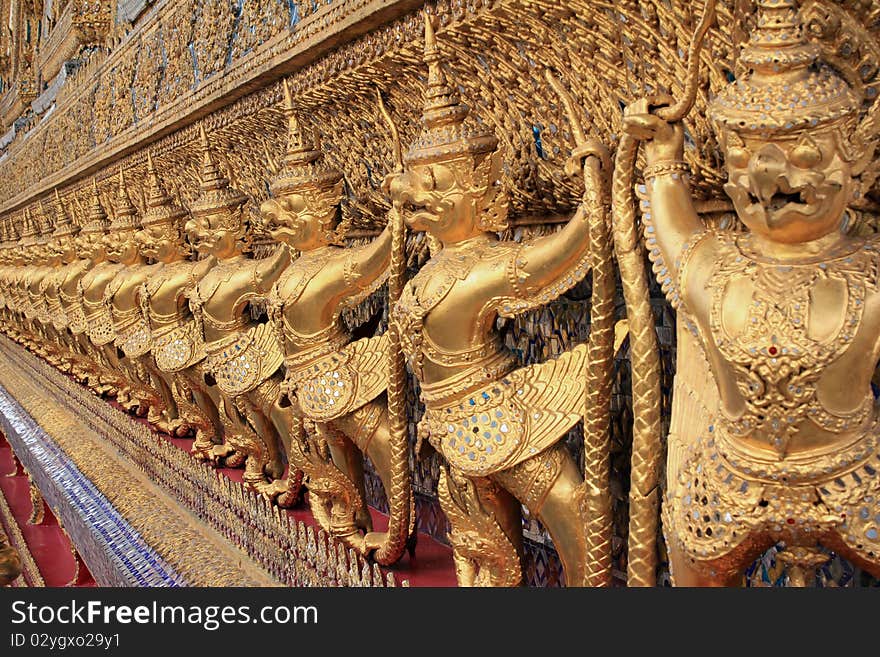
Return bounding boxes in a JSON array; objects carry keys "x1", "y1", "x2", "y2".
[{"x1": 0, "y1": 1, "x2": 879, "y2": 586}]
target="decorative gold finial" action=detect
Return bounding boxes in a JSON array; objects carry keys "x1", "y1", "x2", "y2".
[
  {"x1": 709, "y1": 0, "x2": 858, "y2": 135},
  {"x1": 52, "y1": 189, "x2": 78, "y2": 238},
  {"x1": 109, "y1": 168, "x2": 141, "y2": 231},
  {"x1": 18, "y1": 207, "x2": 37, "y2": 247},
  {"x1": 404, "y1": 12, "x2": 497, "y2": 165},
  {"x1": 141, "y1": 152, "x2": 187, "y2": 229},
  {"x1": 36, "y1": 201, "x2": 53, "y2": 237},
  {"x1": 268, "y1": 78, "x2": 342, "y2": 196},
  {"x1": 190, "y1": 124, "x2": 247, "y2": 224},
  {"x1": 80, "y1": 178, "x2": 111, "y2": 235}
]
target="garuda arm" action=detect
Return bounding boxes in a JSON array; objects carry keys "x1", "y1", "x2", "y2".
[
  {"x1": 321, "y1": 224, "x2": 391, "y2": 311},
  {"x1": 491, "y1": 149, "x2": 606, "y2": 318}
]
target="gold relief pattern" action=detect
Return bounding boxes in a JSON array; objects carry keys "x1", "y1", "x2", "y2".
[
  {"x1": 161, "y1": 3, "x2": 198, "y2": 103},
  {"x1": 232, "y1": 0, "x2": 291, "y2": 61},
  {"x1": 194, "y1": 0, "x2": 236, "y2": 80},
  {"x1": 133, "y1": 31, "x2": 164, "y2": 121},
  {"x1": 0, "y1": 0, "x2": 750, "y2": 219},
  {"x1": 91, "y1": 75, "x2": 113, "y2": 147},
  {"x1": 110, "y1": 54, "x2": 138, "y2": 138}
]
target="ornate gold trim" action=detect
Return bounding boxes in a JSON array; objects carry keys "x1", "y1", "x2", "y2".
[
  {"x1": 0, "y1": 477, "x2": 44, "y2": 587},
  {"x1": 0, "y1": 335, "x2": 405, "y2": 587}
]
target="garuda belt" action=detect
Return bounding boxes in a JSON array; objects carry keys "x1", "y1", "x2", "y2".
[
  {"x1": 66, "y1": 305, "x2": 86, "y2": 335},
  {"x1": 84, "y1": 306, "x2": 116, "y2": 346},
  {"x1": 421, "y1": 343, "x2": 588, "y2": 477},
  {"x1": 48, "y1": 299, "x2": 68, "y2": 331},
  {"x1": 153, "y1": 320, "x2": 205, "y2": 373},
  {"x1": 665, "y1": 421, "x2": 880, "y2": 573},
  {"x1": 115, "y1": 317, "x2": 152, "y2": 358},
  {"x1": 204, "y1": 322, "x2": 283, "y2": 396},
  {"x1": 285, "y1": 333, "x2": 389, "y2": 423}
]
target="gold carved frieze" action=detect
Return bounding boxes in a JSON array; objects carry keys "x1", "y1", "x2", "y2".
[
  {"x1": 10, "y1": 1, "x2": 879, "y2": 229},
  {"x1": 0, "y1": 0, "x2": 734, "y2": 225},
  {"x1": 0, "y1": 0, "x2": 416, "y2": 215},
  {"x1": 36, "y1": 1, "x2": 112, "y2": 84}
]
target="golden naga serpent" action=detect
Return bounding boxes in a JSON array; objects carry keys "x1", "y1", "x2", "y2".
[
  {"x1": 545, "y1": 70, "x2": 616, "y2": 587},
  {"x1": 374, "y1": 89, "x2": 413, "y2": 566},
  {"x1": 612, "y1": 0, "x2": 716, "y2": 587}
]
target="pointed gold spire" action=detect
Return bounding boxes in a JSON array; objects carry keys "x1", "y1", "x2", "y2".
[
  {"x1": 18, "y1": 207, "x2": 37, "y2": 247},
  {"x1": 404, "y1": 12, "x2": 497, "y2": 165},
  {"x1": 52, "y1": 189, "x2": 79, "y2": 238},
  {"x1": 190, "y1": 125, "x2": 247, "y2": 226},
  {"x1": 37, "y1": 200, "x2": 53, "y2": 238},
  {"x1": 80, "y1": 178, "x2": 111, "y2": 235},
  {"x1": 421, "y1": 13, "x2": 467, "y2": 131},
  {"x1": 109, "y1": 167, "x2": 140, "y2": 231},
  {"x1": 141, "y1": 152, "x2": 187, "y2": 229},
  {"x1": 709, "y1": 0, "x2": 858, "y2": 134},
  {"x1": 269, "y1": 78, "x2": 342, "y2": 196},
  {"x1": 197, "y1": 124, "x2": 224, "y2": 192},
  {"x1": 7, "y1": 216, "x2": 19, "y2": 242}
]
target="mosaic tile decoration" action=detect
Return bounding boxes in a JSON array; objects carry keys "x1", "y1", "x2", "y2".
[
  {"x1": 0, "y1": 336, "x2": 407, "y2": 587},
  {"x1": 0, "y1": 384, "x2": 184, "y2": 587}
]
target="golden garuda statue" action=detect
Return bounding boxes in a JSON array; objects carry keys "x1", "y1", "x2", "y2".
[
  {"x1": 623, "y1": 0, "x2": 880, "y2": 585},
  {"x1": 24, "y1": 208, "x2": 55, "y2": 360},
  {"x1": 0, "y1": 220, "x2": 21, "y2": 341},
  {"x1": 102, "y1": 170, "x2": 177, "y2": 426},
  {"x1": 48, "y1": 191, "x2": 97, "y2": 389},
  {"x1": 3, "y1": 214, "x2": 29, "y2": 344},
  {"x1": 387, "y1": 15, "x2": 614, "y2": 586},
  {"x1": 9, "y1": 218, "x2": 35, "y2": 349},
  {"x1": 38, "y1": 198, "x2": 71, "y2": 373},
  {"x1": 33, "y1": 203, "x2": 69, "y2": 372},
  {"x1": 259, "y1": 80, "x2": 412, "y2": 561},
  {"x1": 0, "y1": 221, "x2": 11, "y2": 330},
  {"x1": 78, "y1": 180, "x2": 138, "y2": 406},
  {"x1": 186, "y1": 128, "x2": 296, "y2": 493},
  {"x1": 137, "y1": 151, "x2": 225, "y2": 459}
]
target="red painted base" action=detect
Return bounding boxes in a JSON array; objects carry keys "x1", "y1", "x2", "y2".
[
  {"x1": 0, "y1": 432, "x2": 96, "y2": 587},
  {"x1": 112, "y1": 401, "x2": 458, "y2": 586}
]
